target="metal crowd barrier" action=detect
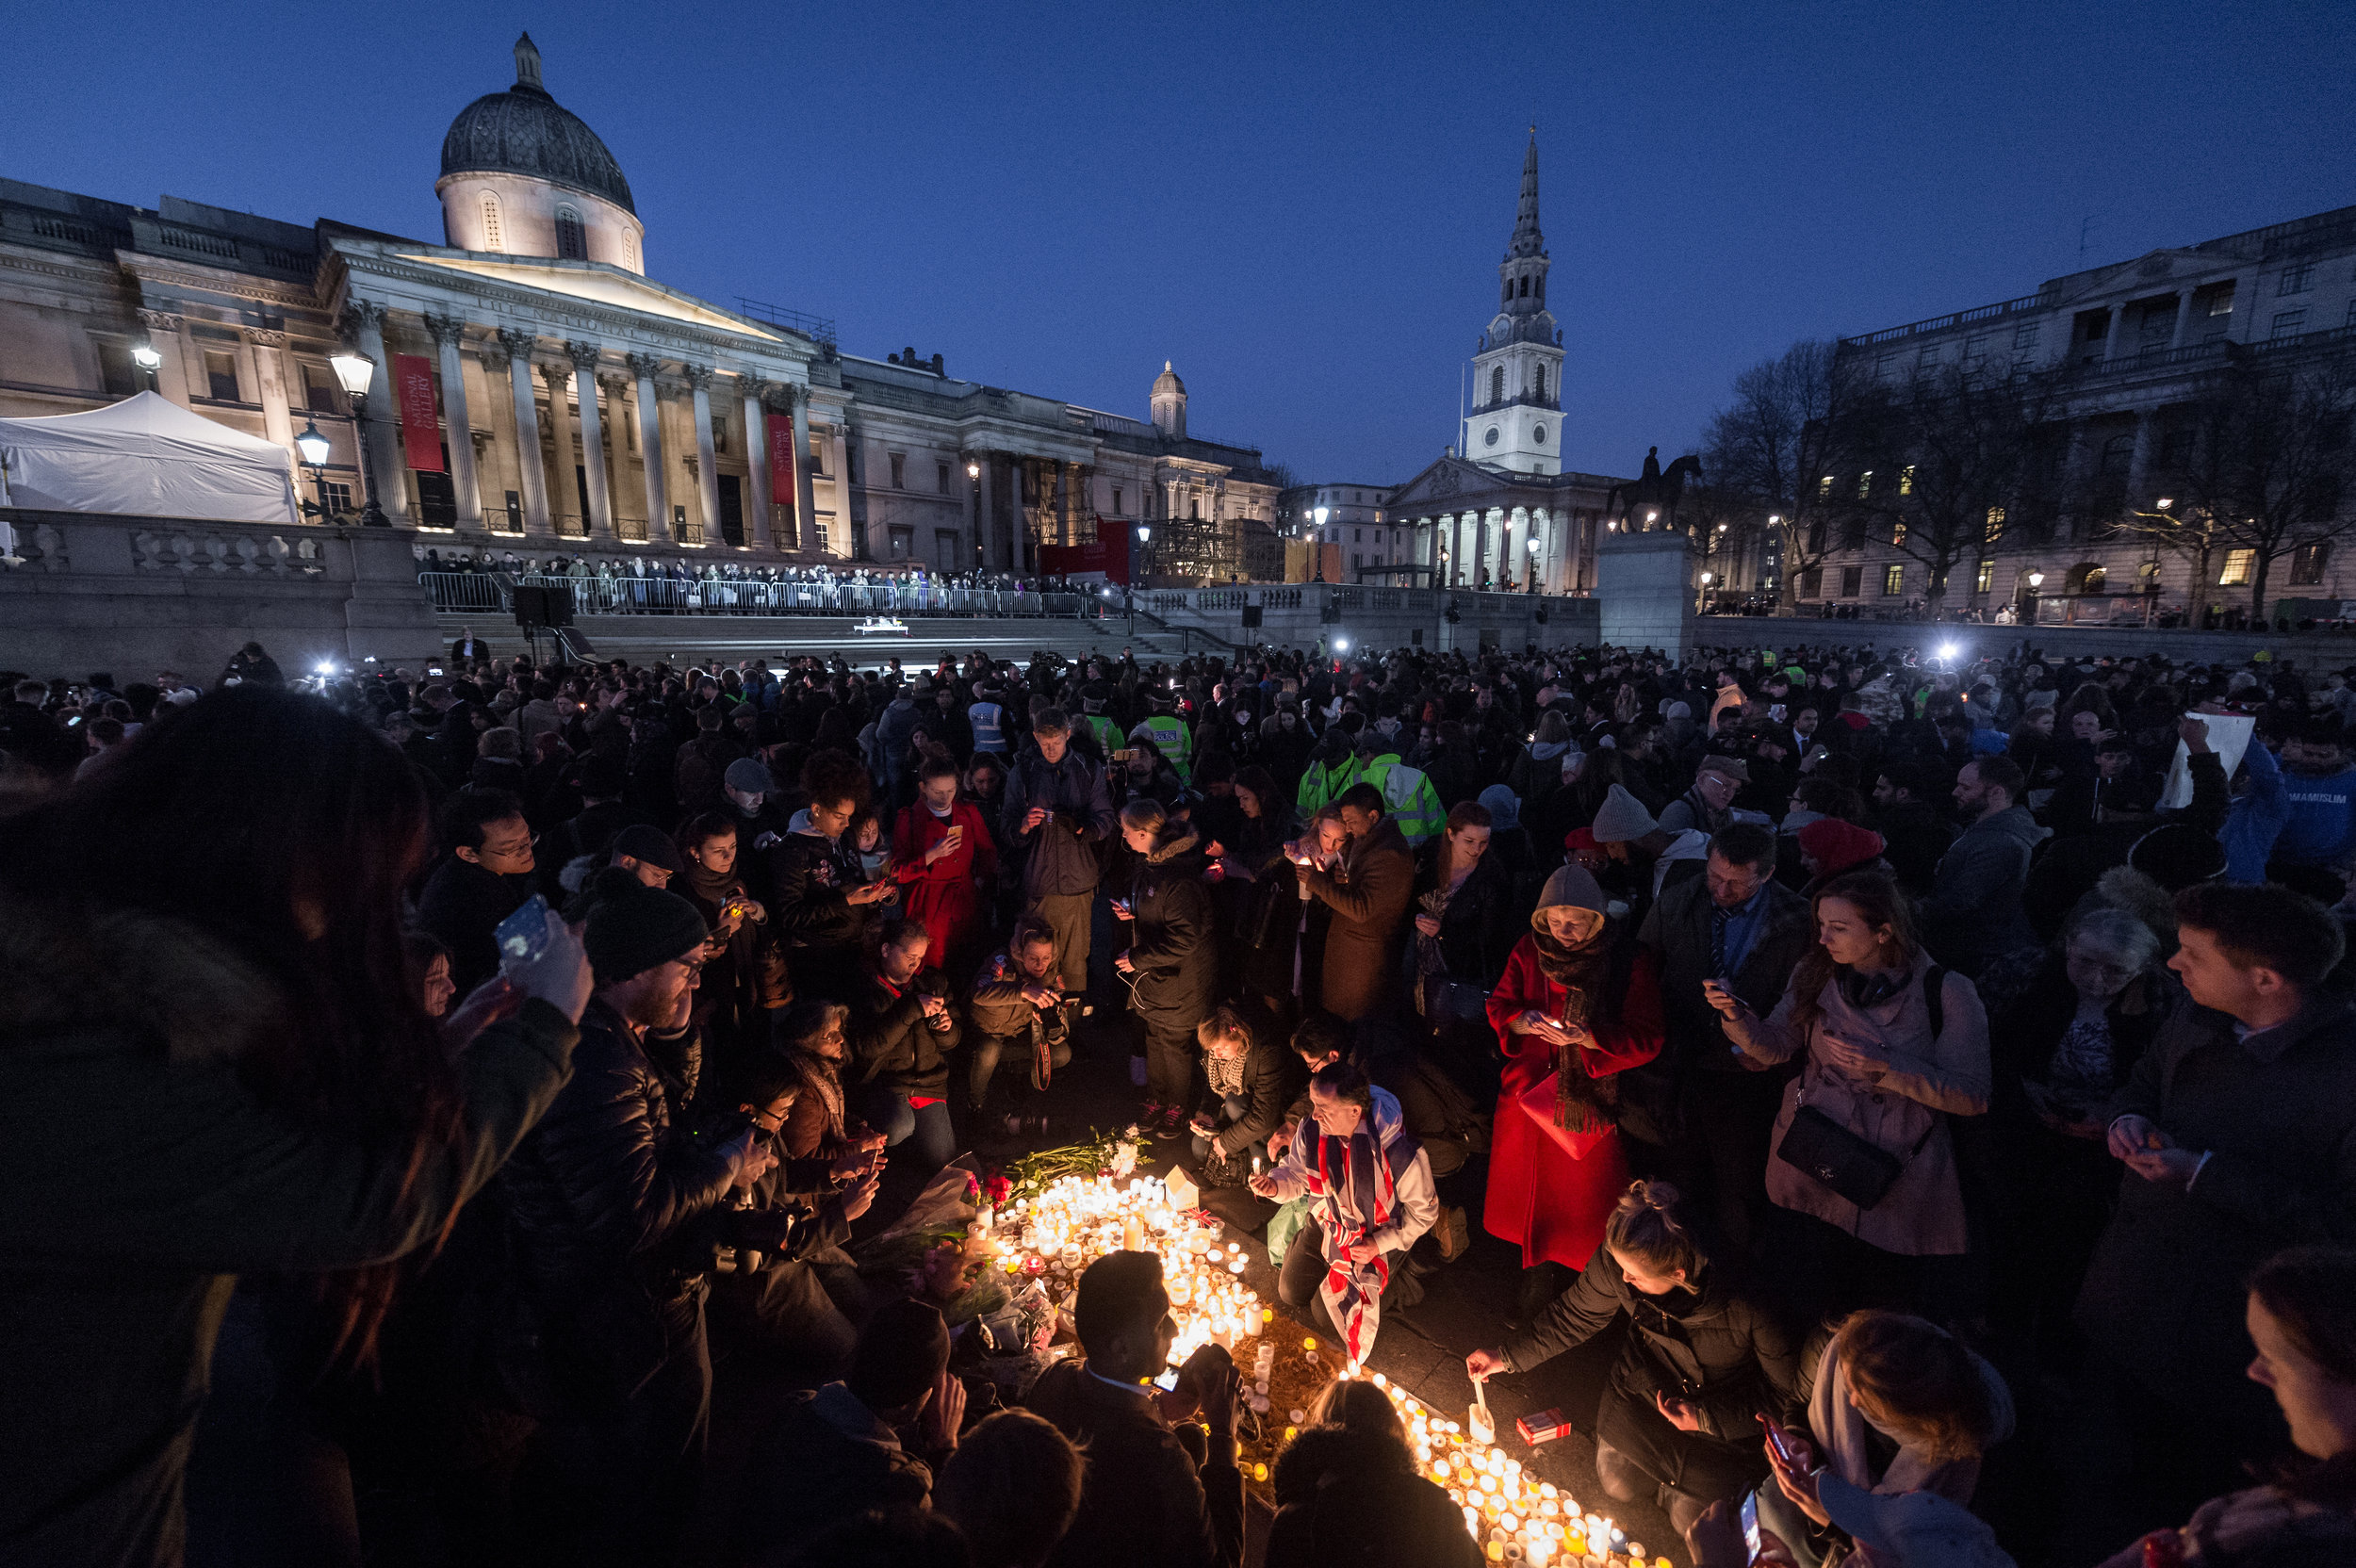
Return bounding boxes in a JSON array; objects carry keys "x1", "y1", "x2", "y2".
[{"x1": 417, "y1": 572, "x2": 1097, "y2": 621}]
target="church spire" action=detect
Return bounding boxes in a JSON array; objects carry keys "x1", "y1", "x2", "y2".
[{"x1": 1510, "y1": 130, "x2": 1543, "y2": 258}]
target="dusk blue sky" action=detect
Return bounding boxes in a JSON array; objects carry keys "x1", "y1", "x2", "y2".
[{"x1": 13, "y1": 1, "x2": 2351, "y2": 485}]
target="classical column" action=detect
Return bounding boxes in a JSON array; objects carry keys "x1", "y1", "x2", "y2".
[
  {"x1": 494, "y1": 330, "x2": 549, "y2": 534},
  {"x1": 973, "y1": 449, "x2": 997, "y2": 569},
  {"x1": 826, "y1": 418, "x2": 852, "y2": 558},
  {"x1": 564, "y1": 342, "x2": 613, "y2": 541},
  {"x1": 343, "y1": 302, "x2": 410, "y2": 524},
  {"x1": 1475, "y1": 509, "x2": 1493, "y2": 587},
  {"x1": 2104, "y1": 299, "x2": 2139, "y2": 362},
  {"x1": 247, "y1": 330, "x2": 294, "y2": 450},
  {"x1": 742, "y1": 379, "x2": 774, "y2": 550},
  {"x1": 422, "y1": 314, "x2": 483, "y2": 528},
  {"x1": 539, "y1": 361, "x2": 579, "y2": 535},
  {"x1": 597, "y1": 373, "x2": 633, "y2": 538},
  {"x1": 686, "y1": 365, "x2": 722, "y2": 548},
  {"x1": 2168, "y1": 289, "x2": 2200, "y2": 351},
  {"x1": 792, "y1": 397, "x2": 816, "y2": 552},
  {"x1": 627, "y1": 352, "x2": 667, "y2": 545}
]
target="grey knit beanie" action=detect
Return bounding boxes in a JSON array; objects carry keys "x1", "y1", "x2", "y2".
[{"x1": 1589, "y1": 783, "x2": 1658, "y2": 843}]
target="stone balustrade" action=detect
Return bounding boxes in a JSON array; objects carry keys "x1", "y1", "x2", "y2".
[{"x1": 0, "y1": 506, "x2": 443, "y2": 675}]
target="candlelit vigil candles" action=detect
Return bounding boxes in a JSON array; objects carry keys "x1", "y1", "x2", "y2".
[{"x1": 986, "y1": 1165, "x2": 1644, "y2": 1563}]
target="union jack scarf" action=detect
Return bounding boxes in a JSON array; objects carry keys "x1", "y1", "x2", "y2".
[{"x1": 1306, "y1": 1097, "x2": 1413, "y2": 1364}]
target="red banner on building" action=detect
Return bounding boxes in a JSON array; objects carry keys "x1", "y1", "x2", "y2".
[
  {"x1": 1039, "y1": 514, "x2": 1131, "y2": 585},
  {"x1": 393, "y1": 353, "x2": 444, "y2": 473},
  {"x1": 765, "y1": 413, "x2": 796, "y2": 509}
]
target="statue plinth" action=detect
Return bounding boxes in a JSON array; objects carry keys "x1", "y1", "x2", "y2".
[{"x1": 1595, "y1": 528, "x2": 1696, "y2": 657}]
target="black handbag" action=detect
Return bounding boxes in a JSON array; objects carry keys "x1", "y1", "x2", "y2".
[{"x1": 1773, "y1": 967, "x2": 1946, "y2": 1210}]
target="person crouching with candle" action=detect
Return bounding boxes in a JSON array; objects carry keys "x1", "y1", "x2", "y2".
[{"x1": 1251, "y1": 1061, "x2": 1439, "y2": 1365}]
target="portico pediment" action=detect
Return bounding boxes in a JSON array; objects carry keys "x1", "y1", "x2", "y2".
[{"x1": 397, "y1": 252, "x2": 781, "y2": 339}]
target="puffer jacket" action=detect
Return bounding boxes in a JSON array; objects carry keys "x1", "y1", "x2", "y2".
[
  {"x1": 1503, "y1": 1250, "x2": 1802, "y2": 1444},
  {"x1": 848, "y1": 966, "x2": 962, "y2": 1099},
  {"x1": 970, "y1": 945, "x2": 1061, "y2": 1039},
  {"x1": 1126, "y1": 824, "x2": 1216, "y2": 1023},
  {"x1": 497, "y1": 999, "x2": 738, "y2": 1314}
]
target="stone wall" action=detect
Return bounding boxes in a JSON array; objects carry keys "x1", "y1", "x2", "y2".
[
  {"x1": 1595, "y1": 530, "x2": 1696, "y2": 656},
  {"x1": 0, "y1": 508, "x2": 444, "y2": 677},
  {"x1": 1683, "y1": 613, "x2": 2356, "y2": 667},
  {"x1": 1139, "y1": 585, "x2": 1600, "y2": 656}
]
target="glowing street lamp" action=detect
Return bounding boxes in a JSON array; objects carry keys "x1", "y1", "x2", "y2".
[
  {"x1": 1526, "y1": 534, "x2": 1542, "y2": 594},
  {"x1": 328, "y1": 351, "x2": 389, "y2": 527},
  {"x1": 129, "y1": 341, "x2": 162, "y2": 389},
  {"x1": 293, "y1": 418, "x2": 335, "y2": 520}
]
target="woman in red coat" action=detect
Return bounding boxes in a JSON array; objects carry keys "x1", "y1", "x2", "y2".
[
  {"x1": 1483, "y1": 863, "x2": 1665, "y2": 1280},
  {"x1": 891, "y1": 753, "x2": 997, "y2": 977}
]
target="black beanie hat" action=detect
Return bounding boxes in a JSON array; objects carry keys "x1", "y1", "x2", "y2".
[
  {"x1": 849, "y1": 1298, "x2": 951, "y2": 1412},
  {"x1": 580, "y1": 866, "x2": 708, "y2": 983}
]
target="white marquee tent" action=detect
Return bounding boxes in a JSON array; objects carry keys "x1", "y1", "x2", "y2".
[{"x1": 0, "y1": 391, "x2": 299, "y2": 524}]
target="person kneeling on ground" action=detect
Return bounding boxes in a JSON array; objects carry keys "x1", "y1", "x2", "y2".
[
  {"x1": 968, "y1": 917, "x2": 1073, "y2": 1129},
  {"x1": 1252, "y1": 1061, "x2": 1438, "y2": 1364},
  {"x1": 1466, "y1": 1179, "x2": 1798, "y2": 1538},
  {"x1": 1188, "y1": 1004, "x2": 1294, "y2": 1187}
]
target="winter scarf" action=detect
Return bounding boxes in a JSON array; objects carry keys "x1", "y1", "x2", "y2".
[
  {"x1": 1304, "y1": 1086, "x2": 1413, "y2": 1364},
  {"x1": 1529, "y1": 864, "x2": 1621, "y2": 1137}
]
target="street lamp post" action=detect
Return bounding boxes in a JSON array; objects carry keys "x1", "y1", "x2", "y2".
[
  {"x1": 1312, "y1": 506, "x2": 1328, "y2": 581},
  {"x1": 1131, "y1": 523, "x2": 1151, "y2": 632},
  {"x1": 1698, "y1": 570, "x2": 1714, "y2": 614},
  {"x1": 129, "y1": 341, "x2": 162, "y2": 393},
  {"x1": 2024, "y1": 568, "x2": 2045, "y2": 627},
  {"x1": 329, "y1": 350, "x2": 389, "y2": 527},
  {"x1": 1527, "y1": 534, "x2": 1542, "y2": 595},
  {"x1": 293, "y1": 419, "x2": 334, "y2": 519}
]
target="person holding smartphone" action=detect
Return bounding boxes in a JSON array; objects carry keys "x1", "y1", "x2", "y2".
[{"x1": 891, "y1": 753, "x2": 997, "y2": 980}]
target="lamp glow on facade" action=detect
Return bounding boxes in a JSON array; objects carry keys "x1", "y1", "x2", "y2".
[
  {"x1": 294, "y1": 420, "x2": 332, "y2": 467},
  {"x1": 330, "y1": 352, "x2": 375, "y2": 398},
  {"x1": 966, "y1": 460, "x2": 981, "y2": 480},
  {"x1": 129, "y1": 343, "x2": 162, "y2": 370},
  {"x1": 2027, "y1": 570, "x2": 2045, "y2": 588}
]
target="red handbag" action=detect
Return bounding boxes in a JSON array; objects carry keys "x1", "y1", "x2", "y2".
[{"x1": 1514, "y1": 1071, "x2": 1612, "y2": 1160}]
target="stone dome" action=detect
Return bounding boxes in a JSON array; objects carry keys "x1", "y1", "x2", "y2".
[
  {"x1": 439, "y1": 34, "x2": 635, "y2": 216},
  {"x1": 1153, "y1": 360, "x2": 1186, "y2": 397}
]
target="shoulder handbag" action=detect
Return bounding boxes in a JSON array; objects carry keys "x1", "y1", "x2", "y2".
[{"x1": 1774, "y1": 967, "x2": 1945, "y2": 1211}]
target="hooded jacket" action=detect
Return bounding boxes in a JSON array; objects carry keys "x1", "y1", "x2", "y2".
[
  {"x1": 1920, "y1": 804, "x2": 2051, "y2": 975},
  {"x1": 1125, "y1": 824, "x2": 1217, "y2": 1022}
]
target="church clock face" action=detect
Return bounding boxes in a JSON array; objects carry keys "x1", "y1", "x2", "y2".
[{"x1": 1484, "y1": 426, "x2": 1499, "y2": 448}]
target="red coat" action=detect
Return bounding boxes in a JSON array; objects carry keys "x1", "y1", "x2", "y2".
[
  {"x1": 1481, "y1": 935, "x2": 1665, "y2": 1269},
  {"x1": 891, "y1": 801, "x2": 997, "y2": 970}
]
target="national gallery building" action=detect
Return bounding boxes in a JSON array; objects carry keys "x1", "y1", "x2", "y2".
[{"x1": 0, "y1": 35, "x2": 1280, "y2": 579}]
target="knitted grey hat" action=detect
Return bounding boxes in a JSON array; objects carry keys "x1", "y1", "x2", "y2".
[{"x1": 1589, "y1": 783, "x2": 1659, "y2": 843}]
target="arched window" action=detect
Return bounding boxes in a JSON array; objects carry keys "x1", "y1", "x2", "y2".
[
  {"x1": 1533, "y1": 365, "x2": 1546, "y2": 401},
  {"x1": 1518, "y1": 274, "x2": 1530, "y2": 298},
  {"x1": 480, "y1": 192, "x2": 503, "y2": 250},
  {"x1": 1489, "y1": 366, "x2": 1504, "y2": 405},
  {"x1": 554, "y1": 206, "x2": 585, "y2": 260}
]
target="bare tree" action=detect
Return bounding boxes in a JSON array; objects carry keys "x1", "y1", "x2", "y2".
[
  {"x1": 1828, "y1": 363, "x2": 2068, "y2": 619},
  {"x1": 2109, "y1": 359, "x2": 2356, "y2": 621},
  {"x1": 1701, "y1": 339, "x2": 1873, "y2": 610}
]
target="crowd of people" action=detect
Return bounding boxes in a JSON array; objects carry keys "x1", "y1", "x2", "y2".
[{"x1": 4, "y1": 629, "x2": 2356, "y2": 1568}]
